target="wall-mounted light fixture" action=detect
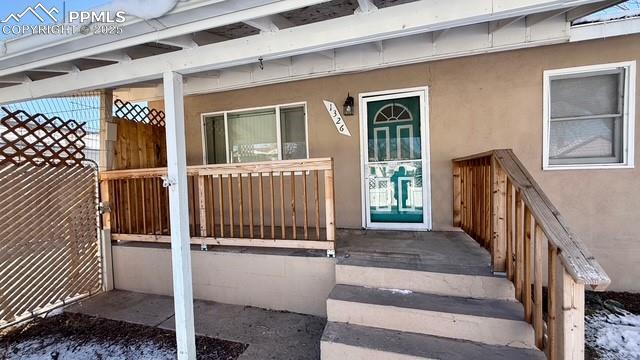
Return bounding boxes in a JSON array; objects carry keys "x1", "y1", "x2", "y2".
[{"x1": 343, "y1": 93, "x2": 354, "y2": 116}]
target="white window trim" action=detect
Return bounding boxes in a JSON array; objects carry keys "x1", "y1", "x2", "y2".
[
  {"x1": 396, "y1": 124, "x2": 414, "y2": 160},
  {"x1": 373, "y1": 103, "x2": 413, "y2": 124},
  {"x1": 542, "y1": 61, "x2": 636, "y2": 171},
  {"x1": 373, "y1": 127, "x2": 390, "y2": 160},
  {"x1": 359, "y1": 86, "x2": 432, "y2": 231},
  {"x1": 200, "y1": 101, "x2": 309, "y2": 165}
]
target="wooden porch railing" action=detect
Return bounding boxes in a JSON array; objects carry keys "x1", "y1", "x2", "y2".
[
  {"x1": 452, "y1": 149, "x2": 610, "y2": 360},
  {"x1": 100, "y1": 158, "x2": 335, "y2": 251}
]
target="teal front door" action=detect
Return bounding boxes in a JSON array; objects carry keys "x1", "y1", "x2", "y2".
[{"x1": 362, "y1": 90, "x2": 430, "y2": 229}]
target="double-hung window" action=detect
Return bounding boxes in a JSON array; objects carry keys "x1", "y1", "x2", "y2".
[
  {"x1": 543, "y1": 62, "x2": 636, "y2": 169},
  {"x1": 202, "y1": 103, "x2": 308, "y2": 164}
]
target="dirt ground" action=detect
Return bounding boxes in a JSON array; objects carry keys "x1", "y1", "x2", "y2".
[
  {"x1": 587, "y1": 291, "x2": 640, "y2": 315},
  {"x1": 0, "y1": 312, "x2": 247, "y2": 360}
]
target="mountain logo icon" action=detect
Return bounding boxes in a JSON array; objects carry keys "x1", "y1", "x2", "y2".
[{"x1": 1, "y1": 3, "x2": 59, "y2": 23}]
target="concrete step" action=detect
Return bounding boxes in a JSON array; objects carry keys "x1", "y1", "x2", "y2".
[
  {"x1": 327, "y1": 284, "x2": 535, "y2": 349},
  {"x1": 321, "y1": 322, "x2": 546, "y2": 360},
  {"x1": 336, "y1": 259, "x2": 515, "y2": 301}
]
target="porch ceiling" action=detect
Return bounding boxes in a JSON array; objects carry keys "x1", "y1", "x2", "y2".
[{"x1": 0, "y1": 0, "x2": 626, "y2": 104}]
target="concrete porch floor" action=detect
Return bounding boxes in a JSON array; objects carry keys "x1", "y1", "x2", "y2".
[
  {"x1": 66, "y1": 290, "x2": 326, "y2": 360},
  {"x1": 336, "y1": 229, "x2": 493, "y2": 276}
]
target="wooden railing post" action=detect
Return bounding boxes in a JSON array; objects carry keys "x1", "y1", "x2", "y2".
[
  {"x1": 524, "y1": 208, "x2": 534, "y2": 323},
  {"x1": 514, "y1": 190, "x2": 524, "y2": 301},
  {"x1": 547, "y1": 246, "x2": 558, "y2": 360},
  {"x1": 559, "y1": 266, "x2": 585, "y2": 360},
  {"x1": 506, "y1": 181, "x2": 515, "y2": 281},
  {"x1": 468, "y1": 162, "x2": 472, "y2": 232},
  {"x1": 491, "y1": 156, "x2": 507, "y2": 272},
  {"x1": 484, "y1": 158, "x2": 491, "y2": 249},
  {"x1": 218, "y1": 175, "x2": 225, "y2": 238},
  {"x1": 198, "y1": 175, "x2": 207, "y2": 237},
  {"x1": 452, "y1": 162, "x2": 462, "y2": 227},
  {"x1": 324, "y1": 162, "x2": 336, "y2": 242},
  {"x1": 228, "y1": 174, "x2": 235, "y2": 237},
  {"x1": 533, "y1": 225, "x2": 545, "y2": 348},
  {"x1": 238, "y1": 174, "x2": 244, "y2": 238},
  {"x1": 461, "y1": 162, "x2": 467, "y2": 230},
  {"x1": 470, "y1": 161, "x2": 476, "y2": 236}
]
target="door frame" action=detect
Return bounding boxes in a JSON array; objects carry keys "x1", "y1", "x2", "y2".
[{"x1": 359, "y1": 86, "x2": 432, "y2": 231}]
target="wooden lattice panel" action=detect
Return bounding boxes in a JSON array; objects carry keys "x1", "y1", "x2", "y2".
[
  {"x1": 114, "y1": 99, "x2": 165, "y2": 127},
  {"x1": 0, "y1": 107, "x2": 87, "y2": 167},
  {"x1": 0, "y1": 163, "x2": 101, "y2": 327}
]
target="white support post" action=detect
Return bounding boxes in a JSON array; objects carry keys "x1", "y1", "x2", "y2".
[
  {"x1": 163, "y1": 71, "x2": 197, "y2": 360},
  {"x1": 99, "y1": 89, "x2": 115, "y2": 291},
  {"x1": 99, "y1": 89, "x2": 115, "y2": 171}
]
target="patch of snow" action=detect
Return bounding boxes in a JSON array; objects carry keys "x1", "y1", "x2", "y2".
[
  {"x1": 574, "y1": 9, "x2": 640, "y2": 25},
  {"x1": 3, "y1": 335, "x2": 176, "y2": 360},
  {"x1": 45, "y1": 307, "x2": 64, "y2": 317},
  {"x1": 586, "y1": 309, "x2": 640, "y2": 359},
  {"x1": 379, "y1": 288, "x2": 413, "y2": 295}
]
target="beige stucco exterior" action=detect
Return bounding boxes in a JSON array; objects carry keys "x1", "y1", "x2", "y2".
[
  {"x1": 112, "y1": 245, "x2": 336, "y2": 316},
  {"x1": 150, "y1": 34, "x2": 640, "y2": 291}
]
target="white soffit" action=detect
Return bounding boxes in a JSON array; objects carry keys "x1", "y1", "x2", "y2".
[
  {"x1": 118, "y1": 14, "x2": 570, "y2": 101},
  {"x1": 116, "y1": 13, "x2": 640, "y2": 101},
  {"x1": 0, "y1": 0, "x2": 617, "y2": 103},
  {"x1": 0, "y1": 0, "x2": 331, "y2": 73}
]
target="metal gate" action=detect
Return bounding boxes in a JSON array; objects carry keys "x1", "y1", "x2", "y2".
[{"x1": 0, "y1": 107, "x2": 102, "y2": 328}]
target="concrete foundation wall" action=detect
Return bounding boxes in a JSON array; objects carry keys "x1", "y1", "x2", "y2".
[
  {"x1": 149, "y1": 34, "x2": 640, "y2": 291},
  {"x1": 112, "y1": 245, "x2": 336, "y2": 317}
]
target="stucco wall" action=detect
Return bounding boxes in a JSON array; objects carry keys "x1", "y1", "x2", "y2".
[
  {"x1": 150, "y1": 35, "x2": 640, "y2": 291},
  {"x1": 112, "y1": 245, "x2": 336, "y2": 316}
]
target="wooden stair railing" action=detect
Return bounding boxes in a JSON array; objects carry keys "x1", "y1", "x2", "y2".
[
  {"x1": 100, "y1": 158, "x2": 335, "y2": 252},
  {"x1": 452, "y1": 149, "x2": 610, "y2": 360}
]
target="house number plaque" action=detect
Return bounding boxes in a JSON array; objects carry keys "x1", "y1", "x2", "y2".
[{"x1": 323, "y1": 100, "x2": 351, "y2": 136}]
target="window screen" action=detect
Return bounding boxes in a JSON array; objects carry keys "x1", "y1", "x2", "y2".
[
  {"x1": 228, "y1": 109, "x2": 278, "y2": 163},
  {"x1": 203, "y1": 104, "x2": 308, "y2": 164},
  {"x1": 280, "y1": 106, "x2": 307, "y2": 160},
  {"x1": 548, "y1": 69, "x2": 625, "y2": 165},
  {"x1": 204, "y1": 115, "x2": 226, "y2": 164}
]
